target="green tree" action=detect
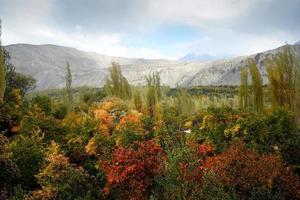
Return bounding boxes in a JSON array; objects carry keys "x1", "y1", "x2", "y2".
[
  {"x1": 248, "y1": 59, "x2": 264, "y2": 113},
  {"x1": 146, "y1": 72, "x2": 162, "y2": 117},
  {"x1": 104, "y1": 62, "x2": 131, "y2": 100},
  {"x1": 133, "y1": 86, "x2": 143, "y2": 112},
  {"x1": 176, "y1": 89, "x2": 194, "y2": 116},
  {"x1": 11, "y1": 134, "x2": 44, "y2": 190},
  {"x1": 0, "y1": 134, "x2": 20, "y2": 198},
  {"x1": 4, "y1": 49, "x2": 35, "y2": 99},
  {"x1": 31, "y1": 95, "x2": 52, "y2": 114},
  {"x1": 239, "y1": 67, "x2": 249, "y2": 111},
  {"x1": 155, "y1": 72, "x2": 162, "y2": 101},
  {"x1": 266, "y1": 44, "x2": 299, "y2": 111},
  {"x1": 65, "y1": 62, "x2": 73, "y2": 113}
]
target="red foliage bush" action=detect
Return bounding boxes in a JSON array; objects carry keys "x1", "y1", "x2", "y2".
[
  {"x1": 102, "y1": 140, "x2": 165, "y2": 200},
  {"x1": 203, "y1": 142, "x2": 300, "y2": 198}
]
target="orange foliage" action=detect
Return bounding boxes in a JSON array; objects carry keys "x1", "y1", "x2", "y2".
[
  {"x1": 115, "y1": 112, "x2": 144, "y2": 134},
  {"x1": 93, "y1": 109, "x2": 114, "y2": 136}
]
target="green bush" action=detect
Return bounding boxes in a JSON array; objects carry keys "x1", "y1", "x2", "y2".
[{"x1": 10, "y1": 135, "x2": 44, "y2": 190}]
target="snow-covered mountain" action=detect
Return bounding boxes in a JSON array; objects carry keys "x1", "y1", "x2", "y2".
[{"x1": 4, "y1": 43, "x2": 300, "y2": 90}]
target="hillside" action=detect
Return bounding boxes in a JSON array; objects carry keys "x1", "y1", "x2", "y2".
[{"x1": 4, "y1": 43, "x2": 300, "y2": 90}]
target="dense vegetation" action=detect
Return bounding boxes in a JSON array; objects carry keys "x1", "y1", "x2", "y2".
[{"x1": 1, "y1": 40, "x2": 300, "y2": 199}]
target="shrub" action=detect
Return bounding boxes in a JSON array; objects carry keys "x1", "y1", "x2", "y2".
[
  {"x1": 18, "y1": 106, "x2": 66, "y2": 143},
  {"x1": 28, "y1": 142, "x2": 102, "y2": 200},
  {"x1": 10, "y1": 134, "x2": 44, "y2": 190},
  {"x1": 203, "y1": 142, "x2": 300, "y2": 199},
  {"x1": 102, "y1": 140, "x2": 165, "y2": 200}
]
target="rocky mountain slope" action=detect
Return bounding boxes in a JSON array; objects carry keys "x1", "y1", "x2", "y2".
[{"x1": 4, "y1": 43, "x2": 300, "y2": 90}]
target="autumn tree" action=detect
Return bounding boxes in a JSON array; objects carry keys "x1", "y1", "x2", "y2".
[
  {"x1": 248, "y1": 59, "x2": 264, "y2": 113},
  {"x1": 203, "y1": 142, "x2": 300, "y2": 199},
  {"x1": 28, "y1": 141, "x2": 102, "y2": 200},
  {"x1": 102, "y1": 140, "x2": 165, "y2": 200},
  {"x1": 65, "y1": 61, "x2": 73, "y2": 113},
  {"x1": 146, "y1": 72, "x2": 162, "y2": 117},
  {"x1": 104, "y1": 62, "x2": 131, "y2": 100},
  {"x1": 133, "y1": 86, "x2": 143, "y2": 112},
  {"x1": 239, "y1": 67, "x2": 249, "y2": 111},
  {"x1": 266, "y1": 44, "x2": 299, "y2": 111}
]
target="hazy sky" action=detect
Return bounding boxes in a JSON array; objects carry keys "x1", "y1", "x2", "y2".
[{"x1": 1, "y1": 0, "x2": 300, "y2": 59}]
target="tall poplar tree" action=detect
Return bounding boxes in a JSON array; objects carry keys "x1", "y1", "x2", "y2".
[
  {"x1": 248, "y1": 59, "x2": 264, "y2": 113},
  {"x1": 65, "y1": 62, "x2": 73, "y2": 112},
  {"x1": 133, "y1": 86, "x2": 142, "y2": 112},
  {"x1": 104, "y1": 62, "x2": 131, "y2": 100},
  {"x1": 266, "y1": 45, "x2": 299, "y2": 111},
  {"x1": 146, "y1": 72, "x2": 162, "y2": 117},
  {"x1": 239, "y1": 67, "x2": 249, "y2": 111}
]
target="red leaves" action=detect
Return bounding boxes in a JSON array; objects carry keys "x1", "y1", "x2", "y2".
[
  {"x1": 102, "y1": 140, "x2": 165, "y2": 199},
  {"x1": 202, "y1": 142, "x2": 300, "y2": 197},
  {"x1": 197, "y1": 144, "x2": 214, "y2": 156}
]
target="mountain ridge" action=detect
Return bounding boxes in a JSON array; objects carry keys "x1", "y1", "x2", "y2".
[{"x1": 4, "y1": 42, "x2": 300, "y2": 90}]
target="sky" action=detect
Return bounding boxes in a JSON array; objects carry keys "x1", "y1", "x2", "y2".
[{"x1": 0, "y1": 0, "x2": 300, "y2": 59}]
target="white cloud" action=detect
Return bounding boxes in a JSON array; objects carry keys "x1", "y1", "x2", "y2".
[
  {"x1": 147, "y1": 0, "x2": 257, "y2": 28},
  {"x1": 4, "y1": 24, "x2": 168, "y2": 59},
  {"x1": 1, "y1": 0, "x2": 299, "y2": 59}
]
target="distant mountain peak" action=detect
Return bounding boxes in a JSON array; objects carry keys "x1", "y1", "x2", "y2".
[
  {"x1": 295, "y1": 40, "x2": 300, "y2": 45},
  {"x1": 179, "y1": 53, "x2": 217, "y2": 62},
  {"x1": 179, "y1": 53, "x2": 234, "y2": 62}
]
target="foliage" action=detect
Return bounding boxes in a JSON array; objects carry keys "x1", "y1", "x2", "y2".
[
  {"x1": 266, "y1": 44, "x2": 300, "y2": 111},
  {"x1": 113, "y1": 111, "x2": 145, "y2": 146},
  {"x1": 65, "y1": 62, "x2": 73, "y2": 113},
  {"x1": 248, "y1": 58, "x2": 264, "y2": 113},
  {"x1": 0, "y1": 88, "x2": 23, "y2": 136},
  {"x1": 203, "y1": 142, "x2": 300, "y2": 200},
  {"x1": 0, "y1": 134, "x2": 20, "y2": 197},
  {"x1": 198, "y1": 106, "x2": 239, "y2": 152},
  {"x1": 239, "y1": 67, "x2": 249, "y2": 111},
  {"x1": 0, "y1": 47, "x2": 300, "y2": 200},
  {"x1": 102, "y1": 140, "x2": 165, "y2": 200},
  {"x1": 10, "y1": 134, "x2": 44, "y2": 190},
  {"x1": 104, "y1": 62, "x2": 131, "y2": 100},
  {"x1": 4, "y1": 49, "x2": 36, "y2": 99},
  {"x1": 31, "y1": 95, "x2": 52, "y2": 114},
  {"x1": 176, "y1": 89, "x2": 195, "y2": 116},
  {"x1": 158, "y1": 142, "x2": 214, "y2": 200},
  {"x1": 18, "y1": 106, "x2": 66, "y2": 143},
  {"x1": 146, "y1": 73, "x2": 162, "y2": 117},
  {"x1": 133, "y1": 86, "x2": 143, "y2": 112},
  {"x1": 28, "y1": 141, "x2": 102, "y2": 200}
]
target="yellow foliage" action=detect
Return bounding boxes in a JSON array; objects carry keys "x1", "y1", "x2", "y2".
[
  {"x1": 184, "y1": 121, "x2": 193, "y2": 129},
  {"x1": 85, "y1": 137, "x2": 97, "y2": 156},
  {"x1": 62, "y1": 111, "x2": 88, "y2": 129}
]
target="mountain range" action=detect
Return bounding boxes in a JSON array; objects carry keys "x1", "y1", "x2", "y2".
[{"x1": 4, "y1": 42, "x2": 300, "y2": 90}]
